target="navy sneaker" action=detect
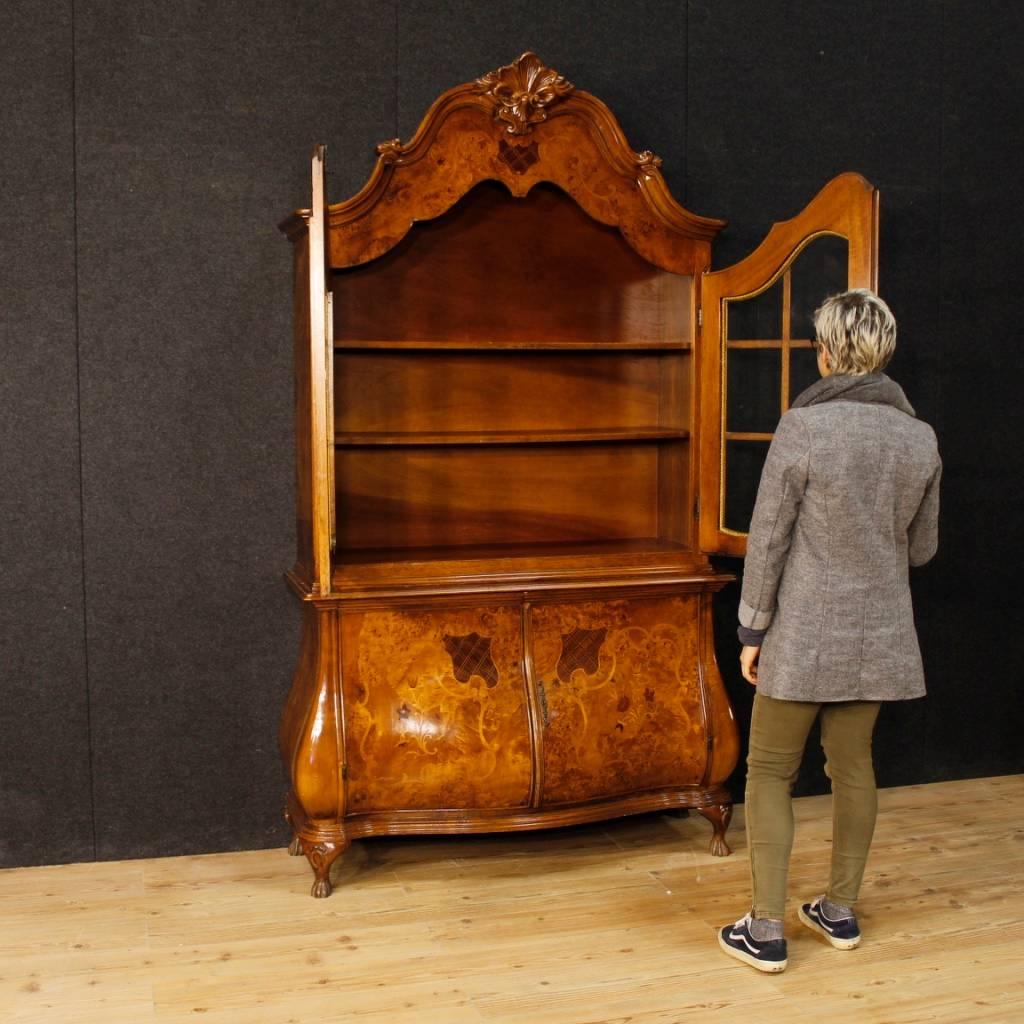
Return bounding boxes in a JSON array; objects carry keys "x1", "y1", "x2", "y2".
[
  {"x1": 718, "y1": 912, "x2": 788, "y2": 972},
  {"x1": 798, "y1": 896, "x2": 862, "y2": 949}
]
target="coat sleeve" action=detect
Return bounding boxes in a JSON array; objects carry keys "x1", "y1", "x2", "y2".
[
  {"x1": 908, "y1": 459, "x2": 941, "y2": 567},
  {"x1": 738, "y1": 410, "x2": 811, "y2": 631}
]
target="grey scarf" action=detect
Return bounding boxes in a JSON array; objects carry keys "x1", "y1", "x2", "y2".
[{"x1": 791, "y1": 372, "x2": 916, "y2": 417}]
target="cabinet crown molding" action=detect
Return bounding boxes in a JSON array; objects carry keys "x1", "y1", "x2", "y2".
[{"x1": 281, "y1": 52, "x2": 725, "y2": 273}]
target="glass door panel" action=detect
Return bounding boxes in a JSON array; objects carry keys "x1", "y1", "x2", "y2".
[
  {"x1": 698, "y1": 173, "x2": 879, "y2": 556},
  {"x1": 789, "y1": 344, "x2": 822, "y2": 405},
  {"x1": 725, "y1": 347, "x2": 781, "y2": 435},
  {"x1": 790, "y1": 234, "x2": 849, "y2": 339},
  {"x1": 725, "y1": 279, "x2": 783, "y2": 341},
  {"x1": 718, "y1": 235, "x2": 849, "y2": 534},
  {"x1": 723, "y1": 440, "x2": 771, "y2": 534}
]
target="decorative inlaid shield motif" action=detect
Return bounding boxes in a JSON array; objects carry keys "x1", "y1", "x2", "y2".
[
  {"x1": 556, "y1": 626, "x2": 608, "y2": 683},
  {"x1": 443, "y1": 632, "x2": 499, "y2": 688},
  {"x1": 498, "y1": 137, "x2": 540, "y2": 174}
]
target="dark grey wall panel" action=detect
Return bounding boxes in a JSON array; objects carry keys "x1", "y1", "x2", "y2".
[
  {"x1": 0, "y1": 1, "x2": 94, "y2": 866},
  {"x1": 396, "y1": 1, "x2": 689, "y2": 196},
  {"x1": 927, "y1": 2, "x2": 1024, "y2": 781},
  {"x1": 687, "y1": 0, "x2": 943, "y2": 265},
  {"x1": 73, "y1": 1, "x2": 396, "y2": 859}
]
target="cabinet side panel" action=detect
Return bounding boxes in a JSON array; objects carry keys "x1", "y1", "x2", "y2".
[
  {"x1": 532, "y1": 594, "x2": 708, "y2": 805},
  {"x1": 700, "y1": 593, "x2": 739, "y2": 785},
  {"x1": 340, "y1": 604, "x2": 532, "y2": 812},
  {"x1": 279, "y1": 603, "x2": 320, "y2": 768},
  {"x1": 289, "y1": 606, "x2": 343, "y2": 820},
  {"x1": 291, "y1": 238, "x2": 315, "y2": 580}
]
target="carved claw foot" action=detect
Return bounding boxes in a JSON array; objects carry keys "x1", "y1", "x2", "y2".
[
  {"x1": 302, "y1": 839, "x2": 347, "y2": 898},
  {"x1": 698, "y1": 803, "x2": 733, "y2": 857}
]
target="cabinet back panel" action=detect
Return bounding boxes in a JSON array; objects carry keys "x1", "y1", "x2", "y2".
[
  {"x1": 331, "y1": 182, "x2": 692, "y2": 345},
  {"x1": 335, "y1": 352, "x2": 689, "y2": 435},
  {"x1": 335, "y1": 444, "x2": 672, "y2": 550},
  {"x1": 658, "y1": 441, "x2": 691, "y2": 547}
]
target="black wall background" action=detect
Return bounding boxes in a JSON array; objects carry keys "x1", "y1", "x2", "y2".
[{"x1": 2, "y1": 1, "x2": 1022, "y2": 868}]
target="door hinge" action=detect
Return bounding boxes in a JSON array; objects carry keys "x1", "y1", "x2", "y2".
[
  {"x1": 694, "y1": 496, "x2": 700, "y2": 521},
  {"x1": 697, "y1": 306, "x2": 703, "y2": 328},
  {"x1": 341, "y1": 763, "x2": 349, "y2": 780}
]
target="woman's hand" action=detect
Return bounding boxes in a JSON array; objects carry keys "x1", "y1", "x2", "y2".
[{"x1": 740, "y1": 645, "x2": 761, "y2": 685}]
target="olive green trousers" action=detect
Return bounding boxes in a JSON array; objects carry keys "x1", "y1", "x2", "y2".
[{"x1": 745, "y1": 692, "x2": 882, "y2": 919}]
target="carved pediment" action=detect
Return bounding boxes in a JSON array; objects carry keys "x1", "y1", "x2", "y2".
[{"x1": 299, "y1": 51, "x2": 726, "y2": 270}]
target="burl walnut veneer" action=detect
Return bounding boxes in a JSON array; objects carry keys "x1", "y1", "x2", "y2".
[{"x1": 278, "y1": 53, "x2": 879, "y2": 896}]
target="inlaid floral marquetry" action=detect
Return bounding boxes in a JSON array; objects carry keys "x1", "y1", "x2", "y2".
[
  {"x1": 475, "y1": 51, "x2": 574, "y2": 135},
  {"x1": 340, "y1": 607, "x2": 532, "y2": 814},
  {"x1": 530, "y1": 597, "x2": 711, "y2": 806}
]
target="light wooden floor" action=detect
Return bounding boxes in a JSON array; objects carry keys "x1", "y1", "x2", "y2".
[{"x1": 3, "y1": 775, "x2": 1023, "y2": 1024}]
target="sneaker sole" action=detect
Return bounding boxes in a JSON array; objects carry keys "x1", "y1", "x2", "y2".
[
  {"x1": 717, "y1": 931, "x2": 787, "y2": 972},
  {"x1": 798, "y1": 906, "x2": 861, "y2": 949}
]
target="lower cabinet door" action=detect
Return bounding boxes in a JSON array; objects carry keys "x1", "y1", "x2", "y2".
[
  {"x1": 529, "y1": 593, "x2": 708, "y2": 805},
  {"x1": 340, "y1": 603, "x2": 533, "y2": 812}
]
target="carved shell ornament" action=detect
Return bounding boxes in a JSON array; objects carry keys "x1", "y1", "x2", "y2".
[{"x1": 475, "y1": 52, "x2": 574, "y2": 135}]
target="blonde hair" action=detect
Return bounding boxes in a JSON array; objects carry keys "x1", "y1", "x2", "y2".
[{"x1": 813, "y1": 288, "x2": 896, "y2": 375}]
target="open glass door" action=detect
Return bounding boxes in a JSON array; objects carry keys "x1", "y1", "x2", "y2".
[{"x1": 697, "y1": 173, "x2": 879, "y2": 556}]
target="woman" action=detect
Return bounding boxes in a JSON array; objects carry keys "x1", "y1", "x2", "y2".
[{"x1": 717, "y1": 289, "x2": 941, "y2": 973}]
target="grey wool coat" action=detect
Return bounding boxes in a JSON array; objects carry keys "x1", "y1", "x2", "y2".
[{"x1": 739, "y1": 373, "x2": 941, "y2": 702}]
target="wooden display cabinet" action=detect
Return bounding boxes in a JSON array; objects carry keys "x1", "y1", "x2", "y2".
[{"x1": 278, "y1": 53, "x2": 879, "y2": 896}]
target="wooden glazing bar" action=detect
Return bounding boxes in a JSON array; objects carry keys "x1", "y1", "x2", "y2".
[
  {"x1": 725, "y1": 338, "x2": 814, "y2": 349},
  {"x1": 781, "y1": 268, "x2": 792, "y2": 412},
  {"x1": 724, "y1": 431, "x2": 774, "y2": 442}
]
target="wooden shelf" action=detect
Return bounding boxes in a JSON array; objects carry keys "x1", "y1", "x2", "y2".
[
  {"x1": 334, "y1": 428, "x2": 690, "y2": 446},
  {"x1": 334, "y1": 339, "x2": 691, "y2": 352},
  {"x1": 329, "y1": 539, "x2": 713, "y2": 593}
]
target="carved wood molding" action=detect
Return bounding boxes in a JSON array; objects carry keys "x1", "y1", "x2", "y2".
[
  {"x1": 702, "y1": 172, "x2": 879, "y2": 297},
  {"x1": 284, "y1": 52, "x2": 725, "y2": 269},
  {"x1": 473, "y1": 51, "x2": 574, "y2": 135},
  {"x1": 287, "y1": 783, "x2": 732, "y2": 841}
]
